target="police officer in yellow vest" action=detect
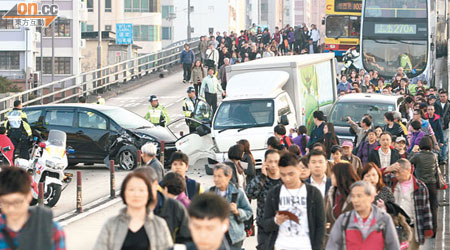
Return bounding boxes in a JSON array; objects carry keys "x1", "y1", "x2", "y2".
[
  {"x1": 96, "y1": 95, "x2": 106, "y2": 105},
  {"x1": 4, "y1": 100, "x2": 32, "y2": 160},
  {"x1": 183, "y1": 86, "x2": 198, "y2": 133},
  {"x1": 145, "y1": 95, "x2": 170, "y2": 127}
]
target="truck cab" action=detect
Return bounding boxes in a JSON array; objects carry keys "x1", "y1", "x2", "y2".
[{"x1": 177, "y1": 71, "x2": 296, "y2": 166}]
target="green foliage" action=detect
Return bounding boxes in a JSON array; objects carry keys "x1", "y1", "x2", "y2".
[{"x1": 0, "y1": 76, "x2": 21, "y2": 93}]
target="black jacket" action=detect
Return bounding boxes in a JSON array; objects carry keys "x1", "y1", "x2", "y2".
[
  {"x1": 434, "y1": 100, "x2": 450, "y2": 130},
  {"x1": 368, "y1": 147, "x2": 401, "y2": 169},
  {"x1": 307, "y1": 122, "x2": 326, "y2": 149},
  {"x1": 154, "y1": 191, "x2": 191, "y2": 243},
  {"x1": 261, "y1": 183, "x2": 325, "y2": 250}
]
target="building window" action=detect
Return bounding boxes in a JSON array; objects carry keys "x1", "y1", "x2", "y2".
[
  {"x1": 105, "y1": 25, "x2": 112, "y2": 31},
  {"x1": 87, "y1": 0, "x2": 93, "y2": 12},
  {"x1": 162, "y1": 27, "x2": 172, "y2": 40},
  {"x1": 36, "y1": 57, "x2": 71, "y2": 75},
  {"x1": 38, "y1": 18, "x2": 70, "y2": 37},
  {"x1": 87, "y1": 25, "x2": 94, "y2": 32},
  {"x1": 162, "y1": 5, "x2": 174, "y2": 19},
  {"x1": 105, "y1": 0, "x2": 112, "y2": 12},
  {"x1": 81, "y1": 22, "x2": 87, "y2": 32},
  {"x1": 133, "y1": 25, "x2": 159, "y2": 41},
  {"x1": 125, "y1": 0, "x2": 159, "y2": 12},
  {"x1": 0, "y1": 52, "x2": 20, "y2": 70},
  {"x1": 0, "y1": 11, "x2": 16, "y2": 29}
]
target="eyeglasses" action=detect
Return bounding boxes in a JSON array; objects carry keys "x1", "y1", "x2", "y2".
[{"x1": 0, "y1": 199, "x2": 26, "y2": 209}]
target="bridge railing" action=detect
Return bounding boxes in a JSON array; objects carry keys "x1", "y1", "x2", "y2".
[{"x1": 0, "y1": 38, "x2": 201, "y2": 118}]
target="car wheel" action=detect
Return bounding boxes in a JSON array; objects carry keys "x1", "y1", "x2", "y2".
[{"x1": 117, "y1": 145, "x2": 137, "y2": 171}]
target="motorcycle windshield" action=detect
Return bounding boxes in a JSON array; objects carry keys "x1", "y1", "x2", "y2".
[{"x1": 47, "y1": 130, "x2": 66, "y2": 148}]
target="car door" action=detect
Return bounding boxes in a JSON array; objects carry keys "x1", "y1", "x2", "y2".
[
  {"x1": 42, "y1": 108, "x2": 78, "y2": 159},
  {"x1": 76, "y1": 109, "x2": 111, "y2": 161}
]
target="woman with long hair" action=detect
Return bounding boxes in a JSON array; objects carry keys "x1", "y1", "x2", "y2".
[
  {"x1": 237, "y1": 139, "x2": 256, "y2": 184},
  {"x1": 322, "y1": 123, "x2": 340, "y2": 159},
  {"x1": 361, "y1": 162, "x2": 394, "y2": 204},
  {"x1": 325, "y1": 162, "x2": 360, "y2": 231},
  {"x1": 225, "y1": 144, "x2": 247, "y2": 189},
  {"x1": 190, "y1": 59, "x2": 205, "y2": 97},
  {"x1": 293, "y1": 125, "x2": 309, "y2": 156}
]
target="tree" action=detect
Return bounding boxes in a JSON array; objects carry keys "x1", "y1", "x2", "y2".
[{"x1": 0, "y1": 76, "x2": 21, "y2": 93}]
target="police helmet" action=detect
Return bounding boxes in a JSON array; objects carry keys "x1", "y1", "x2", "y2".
[
  {"x1": 187, "y1": 86, "x2": 195, "y2": 93},
  {"x1": 148, "y1": 95, "x2": 158, "y2": 102}
]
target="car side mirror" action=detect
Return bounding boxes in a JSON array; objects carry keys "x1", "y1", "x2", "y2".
[
  {"x1": 280, "y1": 115, "x2": 289, "y2": 126},
  {"x1": 3, "y1": 146, "x2": 11, "y2": 152},
  {"x1": 196, "y1": 124, "x2": 211, "y2": 136}
]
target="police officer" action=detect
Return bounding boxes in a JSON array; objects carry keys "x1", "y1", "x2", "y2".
[
  {"x1": 183, "y1": 86, "x2": 198, "y2": 133},
  {"x1": 96, "y1": 95, "x2": 106, "y2": 105},
  {"x1": 4, "y1": 100, "x2": 32, "y2": 160},
  {"x1": 145, "y1": 95, "x2": 170, "y2": 127}
]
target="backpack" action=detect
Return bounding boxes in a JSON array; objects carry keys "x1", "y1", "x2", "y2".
[{"x1": 341, "y1": 211, "x2": 386, "y2": 250}]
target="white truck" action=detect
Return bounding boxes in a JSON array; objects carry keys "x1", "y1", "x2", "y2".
[{"x1": 176, "y1": 53, "x2": 337, "y2": 167}]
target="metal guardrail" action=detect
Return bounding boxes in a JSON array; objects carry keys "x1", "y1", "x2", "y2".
[{"x1": 0, "y1": 38, "x2": 201, "y2": 118}]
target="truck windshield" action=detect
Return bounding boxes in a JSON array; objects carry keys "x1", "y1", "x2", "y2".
[
  {"x1": 213, "y1": 100, "x2": 275, "y2": 130},
  {"x1": 329, "y1": 102, "x2": 395, "y2": 127}
]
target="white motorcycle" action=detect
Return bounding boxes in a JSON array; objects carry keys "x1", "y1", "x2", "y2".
[{"x1": 16, "y1": 130, "x2": 74, "y2": 207}]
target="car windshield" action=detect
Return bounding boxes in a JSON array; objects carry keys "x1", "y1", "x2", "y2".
[
  {"x1": 329, "y1": 102, "x2": 395, "y2": 127},
  {"x1": 213, "y1": 100, "x2": 274, "y2": 130},
  {"x1": 102, "y1": 108, "x2": 155, "y2": 129},
  {"x1": 364, "y1": 0, "x2": 427, "y2": 18},
  {"x1": 326, "y1": 15, "x2": 360, "y2": 38},
  {"x1": 362, "y1": 39, "x2": 427, "y2": 79}
]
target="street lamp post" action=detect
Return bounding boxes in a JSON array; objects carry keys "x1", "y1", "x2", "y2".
[
  {"x1": 187, "y1": 0, "x2": 191, "y2": 41},
  {"x1": 97, "y1": 0, "x2": 102, "y2": 92}
]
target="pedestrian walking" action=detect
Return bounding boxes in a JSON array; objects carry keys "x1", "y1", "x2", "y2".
[
  {"x1": 361, "y1": 162, "x2": 395, "y2": 204},
  {"x1": 169, "y1": 151, "x2": 203, "y2": 199},
  {"x1": 434, "y1": 90, "x2": 450, "y2": 164},
  {"x1": 218, "y1": 58, "x2": 230, "y2": 94},
  {"x1": 326, "y1": 181, "x2": 400, "y2": 250},
  {"x1": 161, "y1": 172, "x2": 191, "y2": 208},
  {"x1": 199, "y1": 68, "x2": 225, "y2": 114},
  {"x1": 190, "y1": 59, "x2": 205, "y2": 97},
  {"x1": 199, "y1": 36, "x2": 208, "y2": 62},
  {"x1": 171, "y1": 193, "x2": 232, "y2": 250},
  {"x1": 383, "y1": 159, "x2": 434, "y2": 249},
  {"x1": 292, "y1": 125, "x2": 309, "y2": 156},
  {"x1": 322, "y1": 122, "x2": 340, "y2": 159},
  {"x1": 246, "y1": 149, "x2": 282, "y2": 249},
  {"x1": 145, "y1": 95, "x2": 170, "y2": 127},
  {"x1": 262, "y1": 153, "x2": 326, "y2": 250},
  {"x1": 134, "y1": 167, "x2": 191, "y2": 243},
  {"x1": 94, "y1": 171, "x2": 173, "y2": 250},
  {"x1": 305, "y1": 150, "x2": 332, "y2": 199},
  {"x1": 180, "y1": 44, "x2": 195, "y2": 83},
  {"x1": 307, "y1": 111, "x2": 326, "y2": 149},
  {"x1": 4, "y1": 100, "x2": 32, "y2": 160},
  {"x1": 341, "y1": 141, "x2": 363, "y2": 176},
  {"x1": 205, "y1": 44, "x2": 219, "y2": 70},
  {"x1": 325, "y1": 162, "x2": 360, "y2": 233},
  {"x1": 140, "y1": 143, "x2": 164, "y2": 182},
  {"x1": 182, "y1": 86, "x2": 198, "y2": 133},
  {"x1": 237, "y1": 139, "x2": 256, "y2": 184},
  {"x1": 357, "y1": 129, "x2": 379, "y2": 166},
  {"x1": 384, "y1": 112, "x2": 406, "y2": 138},
  {"x1": 368, "y1": 132, "x2": 401, "y2": 170},
  {"x1": 224, "y1": 144, "x2": 247, "y2": 189},
  {"x1": 408, "y1": 136, "x2": 439, "y2": 236},
  {"x1": 0, "y1": 167, "x2": 66, "y2": 250},
  {"x1": 210, "y1": 164, "x2": 253, "y2": 250}
]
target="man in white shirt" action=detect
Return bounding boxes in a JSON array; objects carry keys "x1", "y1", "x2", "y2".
[
  {"x1": 309, "y1": 24, "x2": 320, "y2": 53},
  {"x1": 200, "y1": 68, "x2": 225, "y2": 113},
  {"x1": 306, "y1": 150, "x2": 331, "y2": 199},
  {"x1": 261, "y1": 153, "x2": 325, "y2": 250}
]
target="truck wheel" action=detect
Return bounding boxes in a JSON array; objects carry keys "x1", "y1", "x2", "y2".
[{"x1": 117, "y1": 145, "x2": 137, "y2": 171}]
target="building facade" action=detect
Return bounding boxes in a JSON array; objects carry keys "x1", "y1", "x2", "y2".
[{"x1": 84, "y1": 0, "x2": 162, "y2": 55}]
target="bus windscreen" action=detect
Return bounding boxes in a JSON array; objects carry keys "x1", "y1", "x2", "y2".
[{"x1": 364, "y1": 0, "x2": 427, "y2": 18}]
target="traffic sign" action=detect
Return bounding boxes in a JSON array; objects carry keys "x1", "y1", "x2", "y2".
[{"x1": 116, "y1": 23, "x2": 133, "y2": 45}]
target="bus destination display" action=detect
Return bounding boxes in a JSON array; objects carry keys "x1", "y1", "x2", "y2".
[
  {"x1": 374, "y1": 24, "x2": 417, "y2": 34},
  {"x1": 335, "y1": 0, "x2": 362, "y2": 12}
]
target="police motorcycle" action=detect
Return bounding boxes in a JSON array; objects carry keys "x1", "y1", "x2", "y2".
[
  {"x1": 16, "y1": 130, "x2": 74, "y2": 207},
  {"x1": 0, "y1": 146, "x2": 12, "y2": 166},
  {"x1": 341, "y1": 47, "x2": 361, "y2": 76}
]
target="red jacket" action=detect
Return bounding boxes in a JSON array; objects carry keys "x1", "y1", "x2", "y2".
[{"x1": 0, "y1": 134, "x2": 14, "y2": 165}]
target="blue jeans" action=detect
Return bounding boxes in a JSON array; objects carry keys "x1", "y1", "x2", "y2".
[{"x1": 440, "y1": 129, "x2": 449, "y2": 162}]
